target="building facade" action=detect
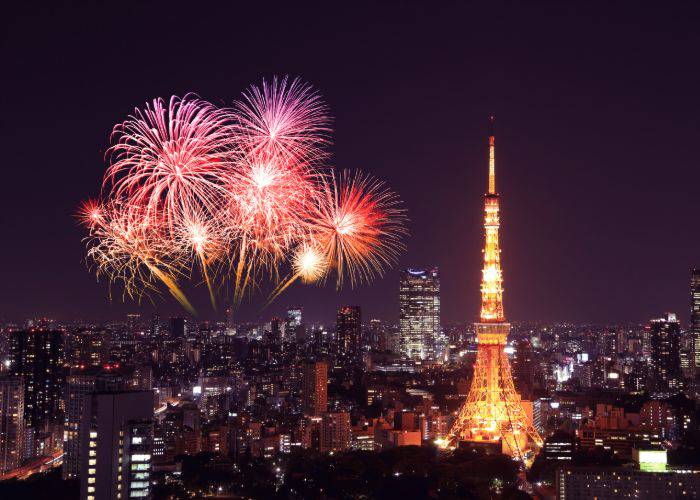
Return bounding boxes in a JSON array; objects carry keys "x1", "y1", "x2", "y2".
[
  {"x1": 692, "y1": 268, "x2": 700, "y2": 369},
  {"x1": 302, "y1": 360, "x2": 328, "y2": 416},
  {"x1": 648, "y1": 313, "x2": 682, "y2": 393},
  {"x1": 336, "y1": 306, "x2": 361, "y2": 357},
  {"x1": 398, "y1": 268, "x2": 440, "y2": 359},
  {"x1": 0, "y1": 376, "x2": 24, "y2": 473},
  {"x1": 9, "y1": 329, "x2": 64, "y2": 432},
  {"x1": 80, "y1": 390, "x2": 154, "y2": 500}
]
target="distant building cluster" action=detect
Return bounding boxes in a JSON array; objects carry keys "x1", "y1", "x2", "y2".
[{"x1": 0, "y1": 267, "x2": 699, "y2": 497}]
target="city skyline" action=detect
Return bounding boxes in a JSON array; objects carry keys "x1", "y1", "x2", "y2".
[
  {"x1": 3, "y1": 2, "x2": 700, "y2": 325},
  {"x1": 4, "y1": 3, "x2": 700, "y2": 498}
]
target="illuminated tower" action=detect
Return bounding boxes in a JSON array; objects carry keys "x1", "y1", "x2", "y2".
[{"x1": 442, "y1": 118, "x2": 542, "y2": 460}]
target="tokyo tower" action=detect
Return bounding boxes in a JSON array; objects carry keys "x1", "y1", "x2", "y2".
[{"x1": 440, "y1": 118, "x2": 542, "y2": 460}]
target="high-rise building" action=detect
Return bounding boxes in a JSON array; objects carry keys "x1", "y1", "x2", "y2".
[
  {"x1": 64, "y1": 366, "x2": 148, "y2": 480},
  {"x1": 369, "y1": 319, "x2": 387, "y2": 351},
  {"x1": 126, "y1": 314, "x2": 141, "y2": 338},
  {"x1": 320, "y1": 412, "x2": 351, "y2": 453},
  {"x1": 399, "y1": 268, "x2": 440, "y2": 359},
  {"x1": 9, "y1": 329, "x2": 64, "y2": 431},
  {"x1": 269, "y1": 317, "x2": 283, "y2": 345},
  {"x1": 0, "y1": 376, "x2": 24, "y2": 473},
  {"x1": 302, "y1": 360, "x2": 328, "y2": 416},
  {"x1": 556, "y1": 458, "x2": 700, "y2": 499},
  {"x1": 336, "y1": 306, "x2": 361, "y2": 357},
  {"x1": 149, "y1": 315, "x2": 160, "y2": 338},
  {"x1": 648, "y1": 313, "x2": 682, "y2": 393},
  {"x1": 285, "y1": 308, "x2": 304, "y2": 343},
  {"x1": 512, "y1": 338, "x2": 535, "y2": 399},
  {"x1": 599, "y1": 328, "x2": 618, "y2": 358},
  {"x1": 442, "y1": 119, "x2": 542, "y2": 460},
  {"x1": 63, "y1": 369, "x2": 98, "y2": 479},
  {"x1": 692, "y1": 269, "x2": 700, "y2": 369},
  {"x1": 170, "y1": 317, "x2": 186, "y2": 339},
  {"x1": 66, "y1": 330, "x2": 110, "y2": 368},
  {"x1": 80, "y1": 390, "x2": 154, "y2": 500}
]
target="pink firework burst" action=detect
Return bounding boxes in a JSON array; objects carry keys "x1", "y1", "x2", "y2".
[
  {"x1": 104, "y1": 94, "x2": 234, "y2": 233},
  {"x1": 233, "y1": 76, "x2": 331, "y2": 164},
  {"x1": 226, "y1": 151, "x2": 320, "y2": 261}
]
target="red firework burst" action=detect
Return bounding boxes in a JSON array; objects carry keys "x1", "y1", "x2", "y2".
[{"x1": 308, "y1": 170, "x2": 407, "y2": 288}]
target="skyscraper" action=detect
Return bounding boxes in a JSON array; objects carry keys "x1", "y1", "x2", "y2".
[
  {"x1": 302, "y1": 360, "x2": 328, "y2": 416},
  {"x1": 512, "y1": 338, "x2": 535, "y2": 399},
  {"x1": 320, "y1": 412, "x2": 351, "y2": 453},
  {"x1": 398, "y1": 268, "x2": 440, "y2": 359},
  {"x1": 63, "y1": 369, "x2": 98, "y2": 479},
  {"x1": 66, "y1": 330, "x2": 110, "y2": 368},
  {"x1": 170, "y1": 317, "x2": 186, "y2": 339},
  {"x1": 285, "y1": 307, "x2": 305, "y2": 343},
  {"x1": 336, "y1": 306, "x2": 361, "y2": 357},
  {"x1": 9, "y1": 329, "x2": 64, "y2": 431},
  {"x1": 0, "y1": 376, "x2": 24, "y2": 474},
  {"x1": 691, "y1": 269, "x2": 700, "y2": 369},
  {"x1": 443, "y1": 119, "x2": 542, "y2": 460},
  {"x1": 65, "y1": 366, "x2": 148, "y2": 480},
  {"x1": 648, "y1": 313, "x2": 682, "y2": 393},
  {"x1": 80, "y1": 390, "x2": 154, "y2": 500}
]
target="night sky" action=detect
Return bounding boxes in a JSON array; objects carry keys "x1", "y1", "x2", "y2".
[{"x1": 2, "y1": 2, "x2": 700, "y2": 325}]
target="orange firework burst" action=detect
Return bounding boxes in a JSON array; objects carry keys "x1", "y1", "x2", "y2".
[{"x1": 81, "y1": 202, "x2": 195, "y2": 315}]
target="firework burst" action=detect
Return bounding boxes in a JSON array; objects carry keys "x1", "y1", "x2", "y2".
[
  {"x1": 79, "y1": 77, "x2": 406, "y2": 316},
  {"x1": 104, "y1": 94, "x2": 233, "y2": 233},
  {"x1": 233, "y1": 76, "x2": 330, "y2": 164},
  {"x1": 309, "y1": 170, "x2": 407, "y2": 288},
  {"x1": 82, "y1": 202, "x2": 196, "y2": 315}
]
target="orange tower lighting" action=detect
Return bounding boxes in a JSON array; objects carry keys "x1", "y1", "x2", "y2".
[{"x1": 439, "y1": 117, "x2": 543, "y2": 461}]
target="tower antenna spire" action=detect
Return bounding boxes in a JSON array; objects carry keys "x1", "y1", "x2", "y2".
[{"x1": 488, "y1": 115, "x2": 496, "y2": 195}]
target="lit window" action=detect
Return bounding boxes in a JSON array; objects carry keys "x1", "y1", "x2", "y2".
[
  {"x1": 89, "y1": 431, "x2": 97, "y2": 438},
  {"x1": 88, "y1": 459, "x2": 97, "y2": 466},
  {"x1": 89, "y1": 450, "x2": 96, "y2": 457},
  {"x1": 87, "y1": 486, "x2": 95, "y2": 493},
  {"x1": 88, "y1": 468, "x2": 96, "y2": 475},
  {"x1": 87, "y1": 478, "x2": 95, "y2": 484},
  {"x1": 130, "y1": 454, "x2": 151, "y2": 462},
  {"x1": 131, "y1": 437, "x2": 143, "y2": 444}
]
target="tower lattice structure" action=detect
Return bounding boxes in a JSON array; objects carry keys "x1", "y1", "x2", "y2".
[{"x1": 442, "y1": 119, "x2": 542, "y2": 460}]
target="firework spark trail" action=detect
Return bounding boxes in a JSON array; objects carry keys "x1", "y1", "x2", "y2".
[
  {"x1": 262, "y1": 171, "x2": 407, "y2": 309},
  {"x1": 173, "y1": 206, "x2": 227, "y2": 310},
  {"x1": 77, "y1": 199, "x2": 105, "y2": 229},
  {"x1": 82, "y1": 202, "x2": 196, "y2": 315},
  {"x1": 226, "y1": 76, "x2": 329, "y2": 307},
  {"x1": 263, "y1": 242, "x2": 328, "y2": 308}
]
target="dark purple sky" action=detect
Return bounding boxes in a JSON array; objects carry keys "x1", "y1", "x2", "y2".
[{"x1": 2, "y1": 2, "x2": 700, "y2": 325}]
